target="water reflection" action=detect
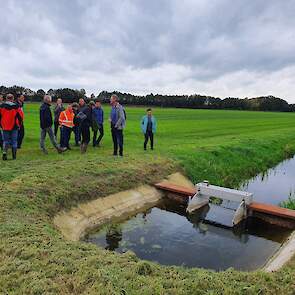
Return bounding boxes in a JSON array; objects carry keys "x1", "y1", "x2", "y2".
[
  {"x1": 85, "y1": 200, "x2": 291, "y2": 270},
  {"x1": 240, "y1": 156, "x2": 295, "y2": 204},
  {"x1": 105, "y1": 225, "x2": 122, "y2": 250}
]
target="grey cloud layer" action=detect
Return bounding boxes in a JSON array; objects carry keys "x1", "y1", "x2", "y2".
[{"x1": 1, "y1": 0, "x2": 295, "y2": 102}]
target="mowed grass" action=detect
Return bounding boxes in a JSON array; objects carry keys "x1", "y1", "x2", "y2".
[{"x1": 1, "y1": 103, "x2": 295, "y2": 294}]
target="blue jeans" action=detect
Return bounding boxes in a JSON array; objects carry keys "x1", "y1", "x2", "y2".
[
  {"x1": 72, "y1": 126, "x2": 81, "y2": 145},
  {"x1": 3, "y1": 130, "x2": 18, "y2": 150},
  {"x1": 111, "y1": 127, "x2": 123, "y2": 155},
  {"x1": 60, "y1": 126, "x2": 72, "y2": 148},
  {"x1": 0, "y1": 129, "x2": 3, "y2": 149}
]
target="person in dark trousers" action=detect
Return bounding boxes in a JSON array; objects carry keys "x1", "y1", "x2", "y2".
[
  {"x1": 92, "y1": 100, "x2": 104, "y2": 147},
  {"x1": 0, "y1": 95, "x2": 3, "y2": 150},
  {"x1": 77, "y1": 98, "x2": 92, "y2": 153},
  {"x1": 109, "y1": 94, "x2": 125, "y2": 156},
  {"x1": 0, "y1": 94, "x2": 23, "y2": 160},
  {"x1": 53, "y1": 98, "x2": 64, "y2": 137},
  {"x1": 72, "y1": 103, "x2": 80, "y2": 146},
  {"x1": 39, "y1": 95, "x2": 63, "y2": 154},
  {"x1": 16, "y1": 94, "x2": 25, "y2": 149},
  {"x1": 141, "y1": 108, "x2": 157, "y2": 150},
  {"x1": 59, "y1": 103, "x2": 75, "y2": 150}
]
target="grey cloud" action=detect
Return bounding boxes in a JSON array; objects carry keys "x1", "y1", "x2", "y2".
[{"x1": 0, "y1": 0, "x2": 295, "y2": 102}]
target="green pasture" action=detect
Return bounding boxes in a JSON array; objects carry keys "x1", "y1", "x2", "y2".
[{"x1": 1, "y1": 103, "x2": 295, "y2": 294}]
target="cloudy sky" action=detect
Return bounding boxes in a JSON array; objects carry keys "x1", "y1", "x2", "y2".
[{"x1": 1, "y1": 0, "x2": 295, "y2": 102}]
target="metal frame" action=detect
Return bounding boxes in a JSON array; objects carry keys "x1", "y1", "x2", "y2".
[{"x1": 187, "y1": 181, "x2": 253, "y2": 226}]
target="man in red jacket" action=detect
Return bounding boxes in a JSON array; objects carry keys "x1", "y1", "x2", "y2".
[
  {"x1": 0, "y1": 93, "x2": 23, "y2": 160},
  {"x1": 0, "y1": 94, "x2": 3, "y2": 150}
]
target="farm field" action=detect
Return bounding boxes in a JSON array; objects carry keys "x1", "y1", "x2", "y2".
[{"x1": 1, "y1": 103, "x2": 295, "y2": 294}]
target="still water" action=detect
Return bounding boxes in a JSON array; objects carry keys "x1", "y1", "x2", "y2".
[
  {"x1": 85, "y1": 201, "x2": 291, "y2": 271},
  {"x1": 85, "y1": 156, "x2": 295, "y2": 270},
  {"x1": 240, "y1": 155, "x2": 295, "y2": 205}
]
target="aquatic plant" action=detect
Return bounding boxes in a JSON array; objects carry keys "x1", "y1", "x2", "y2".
[{"x1": 280, "y1": 196, "x2": 295, "y2": 210}]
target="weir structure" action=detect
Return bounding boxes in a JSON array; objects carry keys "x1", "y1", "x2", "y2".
[
  {"x1": 155, "y1": 181, "x2": 295, "y2": 229},
  {"x1": 53, "y1": 173, "x2": 295, "y2": 272}
]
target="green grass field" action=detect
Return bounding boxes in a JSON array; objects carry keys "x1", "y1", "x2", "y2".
[{"x1": 1, "y1": 103, "x2": 295, "y2": 294}]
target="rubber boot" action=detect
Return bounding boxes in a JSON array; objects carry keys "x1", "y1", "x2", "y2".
[
  {"x1": 2, "y1": 147, "x2": 8, "y2": 161},
  {"x1": 12, "y1": 148, "x2": 17, "y2": 160},
  {"x1": 81, "y1": 143, "x2": 88, "y2": 154}
]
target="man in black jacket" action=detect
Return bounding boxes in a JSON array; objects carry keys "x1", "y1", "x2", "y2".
[
  {"x1": 16, "y1": 94, "x2": 25, "y2": 149},
  {"x1": 40, "y1": 95, "x2": 63, "y2": 154},
  {"x1": 77, "y1": 98, "x2": 92, "y2": 153}
]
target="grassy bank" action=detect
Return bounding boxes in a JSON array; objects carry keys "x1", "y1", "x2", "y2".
[{"x1": 1, "y1": 104, "x2": 295, "y2": 294}]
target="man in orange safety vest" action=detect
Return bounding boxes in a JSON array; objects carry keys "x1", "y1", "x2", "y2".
[{"x1": 59, "y1": 103, "x2": 75, "y2": 150}]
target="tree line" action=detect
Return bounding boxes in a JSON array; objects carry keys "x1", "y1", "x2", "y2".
[{"x1": 1, "y1": 85, "x2": 294, "y2": 112}]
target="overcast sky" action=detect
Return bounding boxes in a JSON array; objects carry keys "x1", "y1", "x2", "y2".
[{"x1": 1, "y1": 0, "x2": 295, "y2": 102}]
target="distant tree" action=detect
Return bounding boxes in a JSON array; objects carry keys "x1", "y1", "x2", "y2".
[{"x1": 0, "y1": 85, "x2": 293, "y2": 112}]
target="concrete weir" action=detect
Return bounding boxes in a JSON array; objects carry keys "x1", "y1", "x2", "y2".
[
  {"x1": 53, "y1": 173, "x2": 294, "y2": 272},
  {"x1": 54, "y1": 173, "x2": 193, "y2": 241}
]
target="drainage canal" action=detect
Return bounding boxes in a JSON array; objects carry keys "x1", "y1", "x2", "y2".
[
  {"x1": 82, "y1": 157, "x2": 295, "y2": 271},
  {"x1": 84, "y1": 200, "x2": 291, "y2": 271},
  {"x1": 240, "y1": 155, "x2": 295, "y2": 205}
]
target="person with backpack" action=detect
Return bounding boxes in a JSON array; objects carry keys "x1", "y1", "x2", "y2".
[
  {"x1": 0, "y1": 94, "x2": 23, "y2": 160},
  {"x1": 109, "y1": 94, "x2": 126, "y2": 157},
  {"x1": 141, "y1": 108, "x2": 157, "y2": 150}
]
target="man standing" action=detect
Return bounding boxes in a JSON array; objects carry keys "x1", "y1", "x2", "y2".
[
  {"x1": 39, "y1": 95, "x2": 62, "y2": 154},
  {"x1": 0, "y1": 95, "x2": 3, "y2": 150},
  {"x1": 54, "y1": 98, "x2": 64, "y2": 137},
  {"x1": 16, "y1": 94, "x2": 25, "y2": 149},
  {"x1": 92, "y1": 100, "x2": 104, "y2": 147},
  {"x1": 77, "y1": 98, "x2": 92, "y2": 153},
  {"x1": 141, "y1": 108, "x2": 157, "y2": 150},
  {"x1": 0, "y1": 94, "x2": 23, "y2": 160},
  {"x1": 109, "y1": 94, "x2": 125, "y2": 156},
  {"x1": 72, "y1": 103, "x2": 80, "y2": 146},
  {"x1": 59, "y1": 103, "x2": 75, "y2": 150}
]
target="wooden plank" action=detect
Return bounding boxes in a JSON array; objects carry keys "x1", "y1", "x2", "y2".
[
  {"x1": 155, "y1": 182, "x2": 195, "y2": 196},
  {"x1": 249, "y1": 202, "x2": 295, "y2": 220}
]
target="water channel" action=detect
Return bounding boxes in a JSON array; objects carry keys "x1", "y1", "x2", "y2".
[{"x1": 85, "y1": 156, "x2": 295, "y2": 270}]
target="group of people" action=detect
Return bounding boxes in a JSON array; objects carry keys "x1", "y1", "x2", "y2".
[
  {"x1": 0, "y1": 93, "x2": 157, "y2": 160},
  {"x1": 0, "y1": 94, "x2": 25, "y2": 160}
]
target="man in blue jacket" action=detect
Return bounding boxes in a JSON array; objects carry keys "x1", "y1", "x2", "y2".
[
  {"x1": 92, "y1": 100, "x2": 104, "y2": 147},
  {"x1": 109, "y1": 94, "x2": 126, "y2": 157},
  {"x1": 141, "y1": 108, "x2": 157, "y2": 150}
]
